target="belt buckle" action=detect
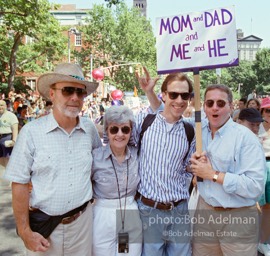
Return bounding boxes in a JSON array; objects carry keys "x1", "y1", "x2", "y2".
[
  {"x1": 62, "y1": 216, "x2": 72, "y2": 224},
  {"x1": 168, "y1": 202, "x2": 174, "y2": 210}
]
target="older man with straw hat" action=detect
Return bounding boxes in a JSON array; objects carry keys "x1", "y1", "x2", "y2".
[{"x1": 4, "y1": 63, "x2": 102, "y2": 255}]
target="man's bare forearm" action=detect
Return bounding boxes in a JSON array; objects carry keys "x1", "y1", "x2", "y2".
[
  {"x1": 12, "y1": 182, "x2": 31, "y2": 237},
  {"x1": 145, "y1": 91, "x2": 161, "y2": 112}
]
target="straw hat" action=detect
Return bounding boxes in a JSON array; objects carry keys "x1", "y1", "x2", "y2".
[{"x1": 37, "y1": 63, "x2": 98, "y2": 99}]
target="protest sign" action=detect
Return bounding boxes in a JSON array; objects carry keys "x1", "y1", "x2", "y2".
[{"x1": 156, "y1": 6, "x2": 238, "y2": 74}]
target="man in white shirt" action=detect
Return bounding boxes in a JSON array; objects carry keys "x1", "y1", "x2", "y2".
[{"x1": 4, "y1": 63, "x2": 101, "y2": 255}]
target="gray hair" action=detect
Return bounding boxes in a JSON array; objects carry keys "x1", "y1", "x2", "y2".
[
  {"x1": 204, "y1": 84, "x2": 233, "y2": 103},
  {"x1": 104, "y1": 105, "x2": 135, "y2": 133}
]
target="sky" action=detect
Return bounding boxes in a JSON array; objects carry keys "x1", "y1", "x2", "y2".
[{"x1": 50, "y1": 0, "x2": 270, "y2": 48}]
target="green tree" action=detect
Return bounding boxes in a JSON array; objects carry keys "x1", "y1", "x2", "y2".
[
  {"x1": 226, "y1": 60, "x2": 258, "y2": 98},
  {"x1": 104, "y1": 0, "x2": 123, "y2": 7},
  {"x1": 252, "y1": 48, "x2": 270, "y2": 87},
  {"x1": 0, "y1": 0, "x2": 66, "y2": 91},
  {"x1": 79, "y1": 3, "x2": 156, "y2": 93}
]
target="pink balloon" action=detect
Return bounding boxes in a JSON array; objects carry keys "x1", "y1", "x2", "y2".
[
  {"x1": 92, "y1": 68, "x2": 104, "y2": 81},
  {"x1": 111, "y1": 90, "x2": 123, "y2": 100}
]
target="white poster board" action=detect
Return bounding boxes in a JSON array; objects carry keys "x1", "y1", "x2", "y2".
[{"x1": 156, "y1": 6, "x2": 238, "y2": 74}]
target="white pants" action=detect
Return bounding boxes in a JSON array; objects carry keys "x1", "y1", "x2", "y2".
[
  {"x1": 92, "y1": 196, "x2": 142, "y2": 256},
  {"x1": 26, "y1": 203, "x2": 93, "y2": 256}
]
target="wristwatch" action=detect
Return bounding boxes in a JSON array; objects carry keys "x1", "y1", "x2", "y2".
[{"x1": 212, "y1": 171, "x2": 220, "y2": 182}]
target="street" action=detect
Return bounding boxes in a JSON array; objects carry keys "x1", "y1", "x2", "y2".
[{"x1": 0, "y1": 165, "x2": 25, "y2": 256}]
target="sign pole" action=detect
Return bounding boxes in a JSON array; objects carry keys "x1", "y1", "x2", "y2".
[{"x1": 193, "y1": 68, "x2": 203, "y2": 182}]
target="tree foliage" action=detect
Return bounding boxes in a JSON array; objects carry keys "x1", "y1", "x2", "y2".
[
  {"x1": 104, "y1": 0, "x2": 123, "y2": 7},
  {"x1": 79, "y1": 3, "x2": 156, "y2": 93},
  {"x1": 0, "y1": 0, "x2": 66, "y2": 91},
  {"x1": 226, "y1": 60, "x2": 258, "y2": 97},
  {"x1": 252, "y1": 48, "x2": 270, "y2": 86}
]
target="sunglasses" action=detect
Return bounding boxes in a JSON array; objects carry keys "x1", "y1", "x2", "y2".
[
  {"x1": 264, "y1": 109, "x2": 270, "y2": 113},
  {"x1": 166, "y1": 91, "x2": 190, "y2": 100},
  {"x1": 109, "y1": 126, "x2": 131, "y2": 135},
  {"x1": 52, "y1": 87, "x2": 87, "y2": 98},
  {"x1": 205, "y1": 99, "x2": 227, "y2": 108}
]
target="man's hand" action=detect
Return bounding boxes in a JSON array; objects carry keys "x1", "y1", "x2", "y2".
[
  {"x1": 4, "y1": 140, "x2": 15, "y2": 147},
  {"x1": 135, "y1": 66, "x2": 161, "y2": 112},
  {"x1": 20, "y1": 228, "x2": 50, "y2": 252},
  {"x1": 135, "y1": 66, "x2": 159, "y2": 93},
  {"x1": 189, "y1": 151, "x2": 215, "y2": 180}
]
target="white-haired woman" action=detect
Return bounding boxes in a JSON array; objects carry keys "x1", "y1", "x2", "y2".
[{"x1": 92, "y1": 105, "x2": 142, "y2": 256}]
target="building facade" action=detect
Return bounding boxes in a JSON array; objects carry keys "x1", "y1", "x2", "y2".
[
  {"x1": 22, "y1": 4, "x2": 89, "y2": 90},
  {"x1": 133, "y1": 0, "x2": 147, "y2": 17},
  {"x1": 237, "y1": 29, "x2": 262, "y2": 61}
]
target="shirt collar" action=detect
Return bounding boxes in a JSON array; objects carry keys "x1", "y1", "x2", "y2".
[
  {"x1": 104, "y1": 143, "x2": 132, "y2": 160},
  {"x1": 156, "y1": 111, "x2": 184, "y2": 124},
  {"x1": 206, "y1": 117, "x2": 233, "y2": 136},
  {"x1": 45, "y1": 112, "x2": 87, "y2": 134}
]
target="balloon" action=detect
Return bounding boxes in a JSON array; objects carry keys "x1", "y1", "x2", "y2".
[
  {"x1": 92, "y1": 69, "x2": 104, "y2": 81},
  {"x1": 111, "y1": 90, "x2": 123, "y2": 100}
]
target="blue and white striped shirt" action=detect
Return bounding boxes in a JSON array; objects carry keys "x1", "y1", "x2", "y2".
[{"x1": 133, "y1": 111, "x2": 195, "y2": 203}]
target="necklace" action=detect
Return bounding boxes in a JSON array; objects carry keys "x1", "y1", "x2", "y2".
[{"x1": 110, "y1": 155, "x2": 129, "y2": 231}]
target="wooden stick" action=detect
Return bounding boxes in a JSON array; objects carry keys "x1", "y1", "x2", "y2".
[{"x1": 193, "y1": 69, "x2": 203, "y2": 182}]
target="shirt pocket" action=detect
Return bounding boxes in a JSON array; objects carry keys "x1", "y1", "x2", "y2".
[
  {"x1": 78, "y1": 149, "x2": 92, "y2": 174},
  {"x1": 208, "y1": 152, "x2": 235, "y2": 174},
  {"x1": 32, "y1": 152, "x2": 59, "y2": 178},
  {"x1": 94, "y1": 175, "x2": 117, "y2": 194}
]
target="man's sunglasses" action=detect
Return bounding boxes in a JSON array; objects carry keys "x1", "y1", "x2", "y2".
[
  {"x1": 52, "y1": 87, "x2": 87, "y2": 98},
  {"x1": 166, "y1": 91, "x2": 190, "y2": 100},
  {"x1": 205, "y1": 99, "x2": 227, "y2": 108},
  {"x1": 109, "y1": 126, "x2": 131, "y2": 135}
]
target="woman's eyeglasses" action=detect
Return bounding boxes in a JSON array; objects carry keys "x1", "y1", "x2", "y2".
[
  {"x1": 205, "y1": 99, "x2": 227, "y2": 108},
  {"x1": 109, "y1": 126, "x2": 131, "y2": 135},
  {"x1": 52, "y1": 87, "x2": 87, "y2": 98},
  {"x1": 264, "y1": 109, "x2": 270, "y2": 113},
  {"x1": 166, "y1": 91, "x2": 190, "y2": 100}
]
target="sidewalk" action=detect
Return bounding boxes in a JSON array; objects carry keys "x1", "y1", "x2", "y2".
[{"x1": 0, "y1": 165, "x2": 25, "y2": 256}]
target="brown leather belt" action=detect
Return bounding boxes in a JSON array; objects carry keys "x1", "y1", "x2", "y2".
[
  {"x1": 212, "y1": 206, "x2": 236, "y2": 211},
  {"x1": 61, "y1": 199, "x2": 94, "y2": 225},
  {"x1": 61, "y1": 207, "x2": 87, "y2": 224},
  {"x1": 211, "y1": 204, "x2": 255, "y2": 211},
  {"x1": 135, "y1": 192, "x2": 186, "y2": 211},
  {"x1": 29, "y1": 199, "x2": 94, "y2": 225}
]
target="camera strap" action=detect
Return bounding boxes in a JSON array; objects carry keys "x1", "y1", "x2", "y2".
[{"x1": 110, "y1": 155, "x2": 129, "y2": 231}]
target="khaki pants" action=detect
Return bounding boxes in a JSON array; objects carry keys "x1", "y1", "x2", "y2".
[
  {"x1": 26, "y1": 203, "x2": 93, "y2": 256},
  {"x1": 192, "y1": 196, "x2": 258, "y2": 256}
]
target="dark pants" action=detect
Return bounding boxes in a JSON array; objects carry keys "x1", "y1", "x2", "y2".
[{"x1": 0, "y1": 134, "x2": 12, "y2": 157}]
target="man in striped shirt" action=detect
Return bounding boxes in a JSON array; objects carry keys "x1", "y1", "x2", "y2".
[{"x1": 134, "y1": 67, "x2": 195, "y2": 256}]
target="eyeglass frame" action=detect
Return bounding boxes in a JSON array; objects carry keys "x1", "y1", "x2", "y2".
[
  {"x1": 204, "y1": 99, "x2": 228, "y2": 108},
  {"x1": 108, "y1": 126, "x2": 131, "y2": 135},
  {"x1": 51, "y1": 86, "x2": 87, "y2": 98},
  {"x1": 165, "y1": 91, "x2": 191, "y2": 101}
]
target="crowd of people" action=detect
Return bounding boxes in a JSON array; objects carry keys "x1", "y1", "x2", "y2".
[{"x1": 1, "y1": 62, "x2": 269, "y2": 256}]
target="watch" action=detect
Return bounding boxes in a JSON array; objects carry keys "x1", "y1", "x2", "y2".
[{"x1": 212, "y1": 171, "x2": 220, "y2": 182}]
